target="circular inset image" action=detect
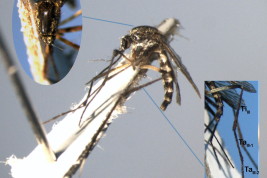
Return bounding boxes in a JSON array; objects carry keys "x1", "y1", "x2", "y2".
[{"x1": 12, "y1": 0, "x2": 82, "y2": 85}]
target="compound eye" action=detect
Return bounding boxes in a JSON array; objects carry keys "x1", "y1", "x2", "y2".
[
  {"x1": 120, "y1": 36, "x2": 131, "y2": 50},
  {"x1": 132, "y1": 35, "x2": 138, "y2": 41}
]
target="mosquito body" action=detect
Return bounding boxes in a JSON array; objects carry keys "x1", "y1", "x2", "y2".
[
  {"x1": 205, "y1": 81, "x2": 257, "y2": 178},
  {"x1": 44, "y1": 19, "x2": 201, "y2": 125},
  {"x1": 119, "y1": 25, "x2": 201, "y2": 111}
]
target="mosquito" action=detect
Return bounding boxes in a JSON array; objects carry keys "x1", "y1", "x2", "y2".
[
  {"x1": 35, "y1": 0, "x2": 82, "y2": 82},
  {"x1": 44, "y1": 19, "x2": 201, "y2": 126},
  {"x1": 205, "y1": 81, "x2": 257, "y2": 178},
  {"x1": 82, "y1": 25, "x2": 201, "y2": 115}
]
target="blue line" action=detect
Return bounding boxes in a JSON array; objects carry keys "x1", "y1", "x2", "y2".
[
  {"x1": 82, "y1": 16, "x2": 134, "y2": 27},
  {"x1": 142, "y1": 88, "x2": 204, "y2": 167}
]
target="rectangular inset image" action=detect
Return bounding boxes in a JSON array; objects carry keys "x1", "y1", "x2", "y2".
[{"x1": 204, "y1": 81, "x2": 259, "y2": 178}]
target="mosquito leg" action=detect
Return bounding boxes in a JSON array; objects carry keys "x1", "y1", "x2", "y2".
[
  {"x1": 43, "y1": 45, "x2": 60, "y2": 82},
  {"x1": 44, "y1": 75, "x2": 117, "y2": 125},
  {"x1": 205, "y1": 139, "x2": 234, "y2": 168},
  {"x1": 205, "y1": 96, "x2": 218, "y2": 109},
  {"x1": 79, "y1": 63, "x2": 133, "y2": 118},
  {"x1": 207, "y1": 84, "x2": 242, "y2": 94},
  {"x1": 48, "y1": 45, "x2": 60, "y2": 81},
  {"x1": 43, "y1": 45, "x2": 50, "y2": 79},
  {"x1": 43, "y1": 53, "x2": 131, "y2": 125},
  {"x1": 205, "y1": 82, "x2": 224, "y2": 123},
  {"x1": 43, "y1": 110, "x2": 74, "y2": 124},
  {"x1": 205, "y1": 81, "x2": 223, "y2": 144},
  {"x1": 78, "y1": 49, "x2": 124, "y2": 126},
  {"x1": 57, "y1": 25, "x2": 82, "y2": 34},
  {"x1": 205, "y1": 123, "x2": 221, "y2": 169},
  {"x1": 59, "y1": 9, "x2": 82, "y2": 26},
  {"x1": 56, "y1": 25, "x2": 82, "y2": 50},
  {"x1": 79, "y1": 63, "x2": 163, "y2": 126},
  {"x1": 235, "y1": 112, "x2": 258, "y2": 170},
  {"x1": 208, "y1": 121, "x2": 219, "y2": 146},
  {"x1": 123, "y1": 77, "x2": 162, "y2": 96},
  {"x1": 85, "y1": 51, "x2": 124, "y2": 85},
  {"x1": 89, "y1": 63, "x2": 132, "y2": 84},
  {"x1": 115, "y1": 50, "x2": 133, "y2": 64},
  {"x1": 140, "y1": 65, "x2": 161, "y2": 72},
  {"x1": 56, "y1": 35, "x2": 80, "y2": 50},
  {"x1": 64, "y1": 93, "x2": 124, "y2": 177},
  {"x1": 42, "y1": 81, "x2": 94, "y2": 125},
  {"x1": 205, "y1": 123, "x2": 234, "y2": 168},
  {"x1": 204, "y1": 97, "x2": 217, "y2": 133},
  {"x1": 232, "y1": 87, "x2": 244, "y2": 178}
]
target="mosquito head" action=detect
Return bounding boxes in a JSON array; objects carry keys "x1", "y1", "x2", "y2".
[{"x1": 120, "y1": 35, "x2": 132, "y2": 50}]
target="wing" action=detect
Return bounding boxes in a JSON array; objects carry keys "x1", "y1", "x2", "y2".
[
  {"x1": 163, "y1": 43, "x2": 201, "y2": 99},
  {"x1": 170, "y1": 59, "x2": 181, "y2": 105},
  {"x1": 228, "y1": 81, "x2": 257, "y2": 93},
  {"x1": 214, "y1": 81, "x2": 246, "y2": 109}
]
